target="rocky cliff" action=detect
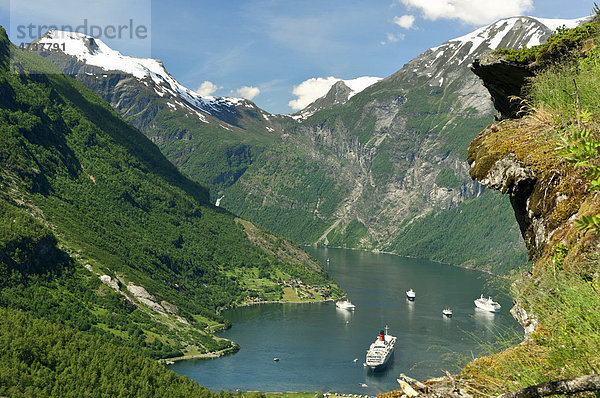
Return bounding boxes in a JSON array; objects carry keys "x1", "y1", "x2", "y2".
[
  {"x1": 468, "y1": 115, "x2": 596, "y2": 266},
  {"x1": 456, "y1": 16, "x2": 600, "y2": 395}
]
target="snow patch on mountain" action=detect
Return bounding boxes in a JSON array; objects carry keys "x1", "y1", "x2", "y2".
[
  {"x1": 531, "y1": 16, "x2": 590, "y2": 32},
  {"x1": 343, "y1": 76, "x2": 383, "y2": 99}
]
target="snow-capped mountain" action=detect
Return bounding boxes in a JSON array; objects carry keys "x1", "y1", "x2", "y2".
[
  {"x1": 33, "y1": 30, "x2": 288, "y2": 196},
  {"x1": 295, "y1": 16, "x2": 588, "y2": 122},
  {"x1": 412, "y1": 16, "x2": 589, "y2": 81},
  {"x1": 378, "y1": 15, "x2": 591, "y2": 118},
  {"x1": 292, "y1": 76, "x2": 382, "y2": 120},
  {"x1": 36, "y1": 30, "x2": 275, "y2": 127}
]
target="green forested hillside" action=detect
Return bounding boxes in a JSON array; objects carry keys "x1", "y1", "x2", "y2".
[
  {"x1": 0, "y1": 308, "x2": 221, "y2": 397},
  {"x1": 389, "y1": 190, "x2": 527, "y2": 274},
  {"x1": 0, "y1": 25, "x2": 340, "y2": 391}
]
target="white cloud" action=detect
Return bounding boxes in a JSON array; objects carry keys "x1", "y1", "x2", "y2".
[
  {"x1": 196, "y1": 81, "x2": 220, "y2": 96},
  {"x1": 393, "y1": 15, "x2": 416, "y2": 29},
  {"x1": 288, "y1": 76, "x2": 340, "y2": 111},
  {"x1": 236, "y1": 86, "x2": 260, "y2": 100},
  {"x1": 399, "y1": 0, "x2": 533, "y2": 25},
  {"x1": 380, "y1": 32, "x2": 405, "y2": 46}
]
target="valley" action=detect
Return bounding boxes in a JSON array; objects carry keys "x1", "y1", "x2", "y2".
[{"x1": 1, "y1": 4, "x2": 600, "y2": 398}]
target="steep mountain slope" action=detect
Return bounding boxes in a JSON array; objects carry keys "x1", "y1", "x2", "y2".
[
  {"x1": 222, "y1": 17, "x2": 585, "y2": 272},
  {"x1": 33, "y1": 17, "x2": 584, "y2": 273},
  {"x1": 0, "y1": 26, "x2": 340, "y2": 368},
  {"x1": 33, "y1": 30, "x2": 288, "y2": 196}
]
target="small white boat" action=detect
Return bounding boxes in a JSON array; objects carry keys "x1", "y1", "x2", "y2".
[
  {"x1": 442, "y1": 307, "x2": 453, "y2": 318},
  {"x1": 273, "y1": 357, "x2": 280, "y2": 361},
  {"x1": 474, "y1": 294, "x2": 501, "y2": 313},
  {"x1": 336, "y1": 299, "x2": 356, "y2": 310},
  {"x1": 406, "y1": 288, "x2": 415, "y2": 301}
]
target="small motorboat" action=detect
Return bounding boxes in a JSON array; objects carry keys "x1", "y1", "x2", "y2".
[
  {"x1": 442, "y1": 307, "x2": 453, "y2": 318},
  {"x1": 406, "y1": 288, "x2": 415, "y2": 301},
  {"x1": 273, "y1": 357, "x2": 280, "y2": 361}
]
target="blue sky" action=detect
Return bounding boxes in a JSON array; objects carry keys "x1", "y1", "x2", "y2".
[{"x1": 1, "y1": 0, "x2": 595, "y2": 113}]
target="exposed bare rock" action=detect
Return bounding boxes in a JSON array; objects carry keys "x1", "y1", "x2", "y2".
[
  {"x1": 510, "y1": 304, "x2": 539, "y2": 339},
  {"x1": 468, "y1": 117, "x2": 592, "y2": 261},
  {"x1": 476, "y1": 153, "x2": 536, "y2": 195},
  {"x1": 126, "y1": 283, "x2": 155, "y2": 301},
  {"x1": 136, "y1": 297, "x2": 166, "y2": 314},
  {"x1": 161, "y1": 300, "x2": 179, "y2": 314},
  {"x1": 471, "y1": 54, "x2": 536, "y2": 120},
  {"x1": 99, "y1": 275, "x2": 120, "y2": 292}
]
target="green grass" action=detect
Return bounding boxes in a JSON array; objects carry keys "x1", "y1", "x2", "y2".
[
  {"x1": 462, "y1": 268, "x2": 600, "y2": 395},
  {"x1": 528, "y1": 47, "x2": 600, "y2": 120}
]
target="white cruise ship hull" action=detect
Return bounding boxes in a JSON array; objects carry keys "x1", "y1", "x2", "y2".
[{"x1": 366, "y1": 348, "x2": 394, "y2": 370}]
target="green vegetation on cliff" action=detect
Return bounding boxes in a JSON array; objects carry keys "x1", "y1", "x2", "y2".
[
  {"x1": 462, "y1": 13, "x2": 600, "y2": 395},
  {"x1": 494, "y1": 19, "x2": 599, "y2": 67}
]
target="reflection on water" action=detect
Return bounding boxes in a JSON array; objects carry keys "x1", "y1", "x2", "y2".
[
  {"x1": 473, "y1": 307, "x2": 497, "y2": 324},
  {"x1": 336, "y1": 307, "x2": 355, "y2": 322},
  {"x1": 169, "y1": 248, "x2": 519, "y2": 395}
]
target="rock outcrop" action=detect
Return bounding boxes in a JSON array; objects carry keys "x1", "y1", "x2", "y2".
[
  {"x1": 467, "y1": 116, "x2": 593, "y2": 261},
  {"x1": 471, "y1": 53, "x2": 536, "y2": 120}
]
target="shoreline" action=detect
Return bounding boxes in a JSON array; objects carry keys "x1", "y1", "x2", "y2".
[
  {"x1": 307, "y1": 244, "x2": 512, "y2": 279},
  {"x1": 232, "y1": 297, "x2": 337, "y2": 308},
  {"x1": 162, "y1": 345, "x2": 240, "y2": 364},
  {"x1": 165, "y1": 296, "x2": 339, "y2": 364}
]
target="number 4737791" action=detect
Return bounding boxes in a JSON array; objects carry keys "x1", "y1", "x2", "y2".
[{"x1": 19, "y1": 42, "x2": 66, "y2": 52}]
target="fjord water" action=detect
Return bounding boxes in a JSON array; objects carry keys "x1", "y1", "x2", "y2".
[{"x1": 170, "y1": 248, "x2": 519, "y2": 395}]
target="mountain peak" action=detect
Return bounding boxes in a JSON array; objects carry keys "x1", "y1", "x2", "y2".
[
  {"x1": 291, "y1": 76, "x2": 382, "y2": 120},
  {"x1": 38, "y1": 30, "x2": 250, "y2": 119}
]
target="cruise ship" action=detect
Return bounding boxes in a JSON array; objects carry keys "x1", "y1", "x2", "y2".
[
  {"x1": 365, "y1": 326, "x2": 396, "y2": 370},
  {"x1": 474, "y1": 295, "x2": 501, "y2": 313},
  {"x1": 335, "y1": 299, "x2": 355, "y2": 310}
]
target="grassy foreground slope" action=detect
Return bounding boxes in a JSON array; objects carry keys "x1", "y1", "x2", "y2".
[
  {"x1": 0, "y1": 23, "x2": 340, "y2": 386},
  {"x1": 459, "y1": 14, "x2": 600, "y2": 395}
]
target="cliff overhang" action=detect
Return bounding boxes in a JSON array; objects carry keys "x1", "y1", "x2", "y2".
[{"x1": 470, "y1": 53, "x2": 536, "y2": 121}]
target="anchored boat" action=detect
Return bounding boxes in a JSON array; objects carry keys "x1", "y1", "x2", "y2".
[
  {"x1": 442, "y1": 307, "x2": 453, "y2": 318},
  {"x1": 474, "y1": 294, "x2": 501, "y2": 313},
  {"x1": 336, "y1": 299, "x2": 356, "y2": 310},
  {"x1": 365, "y1": 325, "x2": 396, "y2": 371}
]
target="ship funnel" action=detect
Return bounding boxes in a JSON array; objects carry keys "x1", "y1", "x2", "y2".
[{"x1": 379, "y1": 330, "x2": 385, "y2": 341}]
